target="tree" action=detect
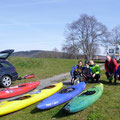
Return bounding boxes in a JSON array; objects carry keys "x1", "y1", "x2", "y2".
[
  {"x1": 62, "y1": 14, "x2": 108, "y2": 59},
  {"x1": 52, "y1": 48, "x2": 59, "y2": 52},
  {"x1": 103, "y1": 26, "x2": 120, "y2": 53},
  {"x1": 62, "y1": 29, "x2": 79, "y2": 59},
  {"x1": 110, "y1": 26, "x2": 120, "y2": 45}
]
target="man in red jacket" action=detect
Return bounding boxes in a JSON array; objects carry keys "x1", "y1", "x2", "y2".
[{"x1": 105, "y1": 55, "x2": 118, "y2": 84}]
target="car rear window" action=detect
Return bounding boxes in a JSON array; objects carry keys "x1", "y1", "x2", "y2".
[
  {"x1": 0, "y1": 62, "x2": 11, "y2": 67},
  {"x1": 0, "y1": 53, "x2": 9, "y2": 59}
]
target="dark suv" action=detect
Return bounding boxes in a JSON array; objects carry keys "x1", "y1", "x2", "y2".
[{"x1": 0, "y1": 49, "x2": 18, "y2": 87}]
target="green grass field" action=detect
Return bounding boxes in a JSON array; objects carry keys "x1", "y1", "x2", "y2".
[
  {"x1": 0, "y1": 57, "x2": 120, "y2": 120},
  {"x1": 8, "y1": 57, "x2": 78, "y2": 85}
]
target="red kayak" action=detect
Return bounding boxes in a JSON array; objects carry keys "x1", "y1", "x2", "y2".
[{"x1": 0, "y1": 81, "x2": 40, "y2": 99}]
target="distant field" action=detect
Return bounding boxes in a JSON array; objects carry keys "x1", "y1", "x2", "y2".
[
  {"x1": 0, "y1": 57, "x2": 120, "y2": 120},
  {"x1": 94, "y1": 60, "x2": 105, "y2": 63}
]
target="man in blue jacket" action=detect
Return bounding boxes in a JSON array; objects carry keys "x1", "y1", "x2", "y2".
[
  {"x1": 70, "y1": 60, "x2": 83, "y2": 85},
  {"x1": 116, "y1": 65, "x2": 120, "y2": 80}
]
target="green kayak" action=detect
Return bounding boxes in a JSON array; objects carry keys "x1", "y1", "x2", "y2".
[{"x1": 64, "y1": 83, "x2": 103, "y2": 113}]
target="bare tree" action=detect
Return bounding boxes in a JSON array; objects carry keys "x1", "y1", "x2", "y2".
[
  {"x1": 62, "y1": 28, "x2": 79, "y2": 58},
  {"x1": 62, "y1": 14, "x2": 108, "y2": 59},
  {"x1": 103, "y1": 26, "x2": 120, "y2": 49},
  {"x1": 110, "y1": 26, "x2": 120, "y2": 45},
  {"x1": 52, "y1": 48, "x2": 59, "y2": 52}
]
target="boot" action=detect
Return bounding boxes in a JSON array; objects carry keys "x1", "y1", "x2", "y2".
[
  {"x1": 95, "y1": 79, "x2": 99, "y2": 83},
  {"x1": 71, "y1": 79, "x2": 74, "y2": 85},
  {"x1": 114, "y1": 79, "x2": 117, "y2": 85},
  {"x1": 109, "y1": 80, "x2": 112, "y2": 83}
]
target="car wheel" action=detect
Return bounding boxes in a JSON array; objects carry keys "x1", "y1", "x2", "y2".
[{"x1": 0, "y1": 75, "x2": 12, "y2": 88}]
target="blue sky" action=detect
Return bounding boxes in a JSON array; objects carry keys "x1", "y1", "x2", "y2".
[{"x1": 0, "y1": 0, "x2": 120, "y2": 54}]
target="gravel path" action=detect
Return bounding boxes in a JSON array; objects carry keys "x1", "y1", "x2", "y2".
[
  {"x1": 38, "y1": 63, "x2": 104, "y2": 88},
  {"x1": 0, "y1": 64, "x2": 104, "y2": 102}
]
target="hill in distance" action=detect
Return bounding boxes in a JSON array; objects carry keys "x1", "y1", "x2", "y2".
[{"x1": 12, "y1": 50, "x2": 77, "y2": 59}]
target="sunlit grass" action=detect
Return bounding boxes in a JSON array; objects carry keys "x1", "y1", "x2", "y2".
[
  {"x1": 0, "y1": 58, "x2": 120, "y2": 120},
  {"x1": 8, "y1": 57, "x2": 78, "y2": 85}
]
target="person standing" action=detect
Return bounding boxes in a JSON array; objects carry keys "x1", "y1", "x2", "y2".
[
  {"x1": 89, "y1": 60, "x2": 100, "y2": 83},
  {"x1": 70, "y1": 60, "x2": 83, "y2": 85},
  {"x1": 105, "y1": 55, "x2": 118, "y2": 84}
]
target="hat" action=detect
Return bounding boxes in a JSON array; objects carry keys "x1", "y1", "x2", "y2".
[{"x1": 85, "y1": 60, "x2": 89, "y2": 64}]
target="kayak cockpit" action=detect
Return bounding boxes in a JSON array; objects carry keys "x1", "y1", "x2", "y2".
[{"x1": 59, "y1": 88, "x2": 75, "y2": 94}]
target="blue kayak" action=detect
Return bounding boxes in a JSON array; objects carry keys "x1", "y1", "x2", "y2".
[{"x1": 37, "y1": 82, "x2": 86, "y2": 110}]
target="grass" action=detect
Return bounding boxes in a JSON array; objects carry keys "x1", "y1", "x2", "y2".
[
  {"x1": 8, "y1": 57, "x2": 78, "y2": 85},
  {"x1": 94, "y1": 60, "x2": 105, "y2": 63},
  {"x1": 0, "y1": 57, "x2": 120, "y2": 120}
]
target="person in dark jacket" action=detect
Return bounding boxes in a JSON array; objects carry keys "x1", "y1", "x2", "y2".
[
  {"x1": 89, "y1": 60, "x2": 100, "y2": 83},
  {"x1": 116, "y1": 65, "x2": 120, "y2": 80},
  {"x1": 70, "y1": 60, "x2": 83, "y2": 85},
  {"x1": 105, "y1": 55, "x2": 118, "y2": 84},
  {"x1": 82, "y1": 60, "x2": 92, "y2": 83}
]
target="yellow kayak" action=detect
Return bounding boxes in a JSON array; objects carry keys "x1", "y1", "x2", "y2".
[{"x1": 0, "y1": 82, "x2": 63, "y2": 116}]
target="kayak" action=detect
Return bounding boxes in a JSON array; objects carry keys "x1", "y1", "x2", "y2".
[
  {"x1": 64, "y1": 83, "x2": 103, "y2": 113},
  {"x1": 37, "y1": 82, "x2": 86, "y2": 110},
  {"x1": 0, "y1": 82, "x2": 63, "y2": 116},
  {"x1": 0, "y1": 81, "x2": 40, "y2": 99}
]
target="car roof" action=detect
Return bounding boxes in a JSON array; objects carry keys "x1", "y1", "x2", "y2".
[{"x1": 0, "y1": 49, "x2": 14, "y2": 60}]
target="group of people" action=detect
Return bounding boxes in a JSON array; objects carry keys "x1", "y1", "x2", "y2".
[
  {"x1": 70, "y1": 55, "x2": 120, "y2": 85},
  {"x1": 70, "y1": 60, "x2": 100, "y2": 85}
]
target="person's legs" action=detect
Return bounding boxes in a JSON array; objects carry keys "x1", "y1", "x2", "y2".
[
  {"x1": 118, "y1": 75, "x2": 120, "y2": 80},
  {"x1": 71, "y1": 75, "x2": 80, "y2": 85},
  {"x1": 85, "y1": 75, "x2": 92, "y2": 83},
  {"x1": 71, "y1": 80, "x2": 73, "y2": 85},
  {"x1": 105, "y1": 72, "x2": 109, "y2": 78},
  {"x1": 94, "y1": 74, "x2": 100, "y2": 83},
  {"x1": 114, "y1": 74, "x2": 117, "y2": 85},
  {"x1": 82, "y1": 74, "x2": 87, "y2": 83},
  {"x1": 105, "y1": 72, "x2": 112, "y2": 83},
  {"x1": 71, "y1": 75, "x2": 76, "y2": 85},
  {"x1": 78, "y1": 75, "x2": 81, "y2": 82},
  {"x1": 91, "y1": 77, "x2": 95, "y2": 83}
]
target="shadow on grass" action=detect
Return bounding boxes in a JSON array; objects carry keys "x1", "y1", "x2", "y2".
[
  {"x1": 99, "y1": 79, "x2": 120, "y2": 86},
  {"x1": 31, "y1": 104, "x2": 75, "y2": 119},
  {"x1": 63, "y1": 81, "x2": 71, "y2": 85},
  {"x1": 51, "y1": 108, "x2": 74, "y2": 119},
  {"x1": 30, "y1": 107, "x2": 50, "y2": 114}
]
